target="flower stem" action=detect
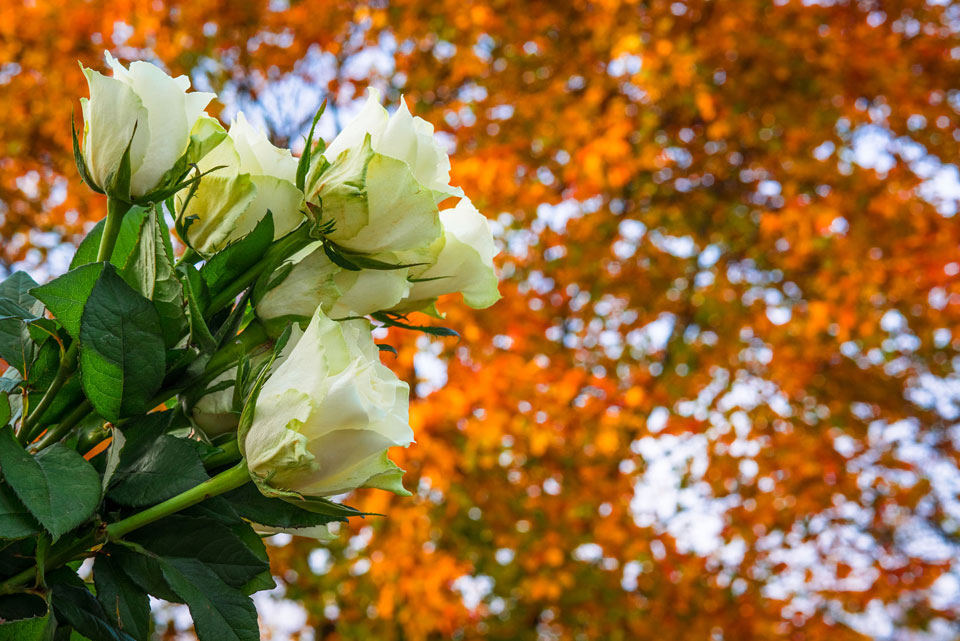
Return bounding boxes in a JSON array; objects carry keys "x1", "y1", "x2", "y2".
[
  {"x1": 97, "y1": 197, "x2": 132, "y2": 262},
  {"x1": 205, "y1": 224, "x2": 312, "y2": 315},
  {"x1": 106, "y1": 462, "x2": 250, "y2": 540},
  {"x1": 0, "y1": 530, "x2": 101, "y2": 596},
  {"x1": 18, "y1": 343, "x2": 78, "y2": 442},
  {"x1": 174, "y1": 246, "x2": 201, "y2": 268},
  {"x1": 28, "y1": 400, "x2": 92, "y2": 453},
  {"x1": 202, "y1": 438, "x2": 241, "y2": 470},
  {"x1": 0, "y1": 464, "x2": 247, "y2": 595}
]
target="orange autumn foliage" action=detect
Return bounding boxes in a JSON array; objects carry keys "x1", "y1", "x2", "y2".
[{"x1": 3, "y1": 1, "x2": 960, "y2": 639}]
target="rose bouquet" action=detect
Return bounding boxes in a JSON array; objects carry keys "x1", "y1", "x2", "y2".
[{"x1": 0, "y1": 53, "x2": 498, "y2": 640}]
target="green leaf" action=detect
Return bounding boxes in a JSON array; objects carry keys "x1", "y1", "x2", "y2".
[
  {"x1": 106, "y1": 544, "x2": 180, "y2": 604},
  {"x1": 0, "y1": 318, "x2": 36, "y2": 377},
  {"x1": 107, "y1": 410, "x2": 174, "y2": 461},
  {"x1": 370, "y1": 312, "x2": 461, "y2": 338},
  {"x1": 128, "y1": 515, "x2": 268, "y2": 589},
  {"x1": 119, "y1": 209, "x2": 156, "y2": 296},
  {"x1": 335, "y1": 246, "x2": 426, "y2": 271},
  {"x1": 229, "y1": 522, "x2": 275, "y2": 594},
  {"x1": 0, "y1": 272, "x2": 42, "y2": 316},
  {"x1": 0, "y1": 593, "x2": 48, "y2": 621},
  {"x1": 108, "y1": 435, "x2": 209, "y2": 507},
  {"x1": 59, "y1": 627, "x2": 95, "y2": 641},
  {"x1": 159, "y1": 557, "x2": 259, "y2": 641},
  {"x1": 376, "y1": 343, "x2": 398, "y2": 356},
  {"x1": 223, "y1": 483, "x2": 347, "y2": 528},
  {"x1": 0, "y1": 427, "x2": 100, "y2": 541},
  {"x1": 179, "y1": 496, "x2": 242, "y2": 525},
  {"x1": 0, "y1": 593, "x2": 53, "y2": 641},
  {"x1": 31, "y1": 263, "x2": 104, "y2": 340},
  {"x1": 200, "y1": 212, "x2": 274, "y2": 295},
  {"x1": 113, "y1": 540, "x2": 260, "y2": 641},
  {"x1": 297, "y1": 100, "x2": 327, "y2": 193},
  {"x1": 72, "y1": 112, "x2": 103, "y2": 195},
  {"x1": 122, "y1": 207, "x2": 187, "y2": 347},
  {"x1": 177, "y1": 264, "x2": 216, "y2": 352},
  {"x1": 69, "y1": 207, "x2": 149, "y2": 271},
  {"x1": 48, "y1": 569, "x2": 136, "y2": 641},
  {"x1": 322, "y1": 240, "x2": 362, "y2": 271},
  {"x1": 0, "y1": 539, "x2": 36, "y2": 579},
  {"x1": 0, "y1": 393, "x2": 9, "y2": 427},
  {"x1": 78, "y1": 264, "x2": 166, "y2": 421},
  {"x1": 24, "y1": 338, "x2": 59, "y2": 390},
  {"x1": 0, "y1": 481, "x2": 40, "y2": 540},
  {"x1": 92, "y1": 555, "x2": 150, "y2": 641},
  {"x1": 0, "y1": 614, "x2": 52, "y2": 641},
  {"x1": 99, "y1": 428, "x2": 125, "y2": 494},
  {"x1": 294, "y1": 496, "x2": 369, "y2": 519}
]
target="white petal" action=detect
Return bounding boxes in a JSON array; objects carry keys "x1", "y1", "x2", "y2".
[
  {"x1": 323, "y1": 146, "x2": 442, "y2": 255},
  {"x1": 123, "y1": 61, "x2": 193, "y2": 195},
  {"x1": 230, "y1": 112, "x2": 298, "y2": 181},
  {"x1": 255, "y1": 243, "x2": 340, "y2": 321},
  {"x1": 404, "y1": 198, "x2": 501, "y2": 309},
  {"x1": 377, "y1": 99, "x2": 420, "y2": 170},
  {"x1": 323, "y1": 87, "x2": 389, "y2": 161},
  {"x1": 292, "y1": 427, "x2": 411, "y2": 496},
  {"x1": 179, "y1": 171, "x2": 257, "y2": 255},
  {"x1": 80, "y1": 66, "x2": 145, "y2": 190},
  {"x1": 184, "y1": 91, "x2": 217, "y2": 133},
  {"x1": 328, "y1": 268, "x2": 411, "y2": 318},
  {"x1": 243, "y1": 175, "x2": 305, "y2": 239},
  {"x1": 441, "y1": 197, "x2": 498, "y2": 264}
]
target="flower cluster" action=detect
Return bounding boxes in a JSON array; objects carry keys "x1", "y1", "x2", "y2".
[
  {"x1": 81, "y1": 55, "x2": 501, "y2": 502},
  {"x1": 0, "y1": 53, "x2": 499, "y2": 640}
]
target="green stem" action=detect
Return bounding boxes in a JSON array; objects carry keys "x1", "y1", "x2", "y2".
[
  {"x1": 206, "y1": 225, "x2": 312, "y2": 315},
  {"x1": 0, "y1": 463, "x2": 248, "y2": 594},
  {"x1": 0, "y1": 530, "x2": 101, "y2": 596},
  {"x1": 106, "y1": 462, "x2": 250, "y2": 540},
  {"x1": 174, "y1": 246, "x2": 201, "y2": 268},
  {"x1": 205, "y1": 263, "x2": 266, "y2": 316},
  {"x1": 19, "y1": 343, "x2": 78, "y2": 442},
  {"x1": 97, "y1": 198, "x2": 132, "y2": 262},
  {"x1": 202, "y1": 321, "x2": 269, "y2": 382},
  {"x1": 202, "y1": 438, "x2": 241, "y2": 470},
  {"x1": 28, "y1": 400, "x2": 92, "y2": 453}
]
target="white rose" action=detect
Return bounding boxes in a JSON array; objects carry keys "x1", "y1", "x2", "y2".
[
  {"x1": 255, "y1": 198, "x2": 499, "y2": 323},
  {"x1": 255, "y1": 241, "x2": 412, "y2": 323},
  {"x1": 178, "y1": 112, "x2": 304, "y2": 255},
  {"x1": 242, "y1": 309, "x2": 413, "y2": 498},
  {"x1": 322, "y1": 88, "x2": 462, "y2": 201},
  {"x1": 302, "y1": 88, "x2": 460, "y2": 261},
  {"x1": 81, "y1": 52, "x2": 216, "y2": 198},
  {"x1": 399, "y1": 198, "x2": 501, "y2": 311}
]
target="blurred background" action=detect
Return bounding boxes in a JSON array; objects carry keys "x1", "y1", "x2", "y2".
[{"x1": 2, "y1": 1, "x2": 960, "y2": 639}]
